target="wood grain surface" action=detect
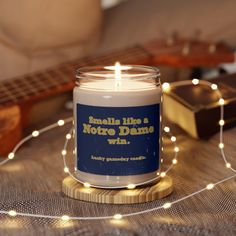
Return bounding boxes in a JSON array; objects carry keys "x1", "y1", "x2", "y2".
[
  {"x1": 0, "y1": 105, "x2": 22, "y2": 155},
  {"x1": 62, "y1": 175, "x2": 173, "y2": 204}
]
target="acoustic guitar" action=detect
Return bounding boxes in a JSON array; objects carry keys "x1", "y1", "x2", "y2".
[{"x1": 0, "y1": 38, "x2": 234, "y2": 156}]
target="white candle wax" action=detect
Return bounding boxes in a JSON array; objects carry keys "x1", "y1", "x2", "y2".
[
  {"x1": 74, "y1": 67, "x2": 161, "y2": 187},
  {"x1": 74, "y1": 79, "x2": 161, "y2": 106}
]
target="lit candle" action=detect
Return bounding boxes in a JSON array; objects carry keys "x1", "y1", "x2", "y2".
[{"x1": 73, "y1": 63, "x2": 162, "y2": 187}]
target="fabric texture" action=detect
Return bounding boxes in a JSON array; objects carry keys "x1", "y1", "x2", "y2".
[{"x1": 0, "y1": 108, "x2": 235, "y2": 236}]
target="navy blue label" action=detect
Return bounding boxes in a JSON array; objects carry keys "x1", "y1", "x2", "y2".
[{"x1": 76, "y1": 103, "x2": 160, "y2": 176}]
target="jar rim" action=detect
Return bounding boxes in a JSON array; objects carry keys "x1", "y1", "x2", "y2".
[{"x1": 76, "y1": 65, "x2": 160, "y2": 80}]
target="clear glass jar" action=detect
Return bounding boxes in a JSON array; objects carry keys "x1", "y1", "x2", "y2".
[{"x1": 73, "y1": 65, "x2": 162, "y2": 188}]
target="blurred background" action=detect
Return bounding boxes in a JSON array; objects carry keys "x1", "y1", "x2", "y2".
[{"x1": 1, "y1": 0, "x2": 236, "y2": 81}]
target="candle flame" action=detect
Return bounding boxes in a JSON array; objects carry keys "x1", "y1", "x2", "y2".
[
  {"x1": 115, "y1": 62, "x2": 121, "y2": 81},
  {"x1": 104, "y1": 62, "x2": 132, "y2": 90},
  {"x1": 115, "y1": 62, "x2": 121, "y2": 89}
]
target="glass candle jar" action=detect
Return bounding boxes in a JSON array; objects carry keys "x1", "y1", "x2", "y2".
[{"x1": 73, "y1": 64, "x2": 162, "y2": 188}]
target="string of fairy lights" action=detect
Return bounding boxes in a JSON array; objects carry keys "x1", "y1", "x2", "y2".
[{"x1": 0, "y1": 79, "x2": 235, "y2": 222}]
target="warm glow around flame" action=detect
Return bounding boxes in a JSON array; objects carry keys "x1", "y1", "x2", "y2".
[
  {"x1": 104, "y1": 62, "x2": 133, "y2": 88},
  {"x1": 104, "y1": 63, "x2": 131, "y2": 71},
  {"x1": 104, "y1": 62, "x2": 125, "y2": 89}
]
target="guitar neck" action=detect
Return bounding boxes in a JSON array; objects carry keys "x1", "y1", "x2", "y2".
[
  {"x1": 0, "y1": 39, "x2": 234, "y2": 108},
  {"x1": 0, "y1": 45, "x2": 151, "y2": 107}
]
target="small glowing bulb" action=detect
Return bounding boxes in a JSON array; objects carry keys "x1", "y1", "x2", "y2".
[
  {"x1": 161, "y1": 158, "x2": 163, "y2": 163},
  {"x1": 61, "y1": 150, "x2": 67, "y2": 155},
  {"x1": 164, "y1": 126, "x2": 170, "y2": 133},
  {"x1": 162, "y1": 82, "x2": 170, "y2": 92},
  {"x1": 83, "y1": 182, "x2": 91, "y2": 188},
  {"x1": 192, "y1": 78, "x2": 199, "y2": 85},
  {"x1": 8, "y1": 210, "x2": 17, "y2": 216},
  {"x1": 127, "y1": 184, "x2": 136, "y2": 189},
  {"x1": 219, "y1": 120, "x2": 225, "y2": 126},
  {"x1": 172, "y1": 159, "x2": 177, "y2": 164},
  {"x1": 219, "y1": 98, "x2": 225, "y2": 105},
  {"x1": 32, "y1": 130, "x2": 39, "y2": 137},
  {"x1": 171, "y1": 136, "x2": 176, "y2": 142},
  {"x1": 58, "y1": 120, "x2": 65, "y2": 126},
  {"x1": 206, "y1": 183, "x2": 214, "y2": 190},
  {"x1": 113, "y1": 214, "x2": 122, "y2": 220},
  {"x1": 61, "y1": 215, "x2": 70, "y2": 221},
  {"x1": 226, "y1": 163, "x2": 231, "y2": 168},
  {"x1": 163, "y1": 202, "x2": 172, "y2": 209},
  {"x1": 160, "y1": 172, "x2": 166, "y2": 178},
  {"x1": 218, "y1": 143, "x2": 224, "y2": 149},
  {"x1": 156, "y1": 172, "x2": 160, "y2": 176},
  {"x1": 8, "y1": 152, "x2": 15, "y2": 160},
  {"x1": 64, "y1": 167, "x2": 69, "y2": 173},
  {"x1": 66, "y1": 134, "x2": 72, "y2": 140},
  {"x1": 174, "y1": 147, "x2": 179, "y2": 152},
  {"x1": 211, "y1": 84, "x2": 218, "y2": 90}
]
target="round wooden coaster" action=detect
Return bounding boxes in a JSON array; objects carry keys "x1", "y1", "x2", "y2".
[{"x1": 62, "y1": 176, "x2": 173, "y2": 204}]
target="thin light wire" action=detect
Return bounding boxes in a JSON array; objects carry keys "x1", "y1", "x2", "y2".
[
  {"x1": 0, "y1": 173, "x2": 235, "y2": 220},
  {"x1": 0, "y1": 117, "x2": 73, "y2": 166},
  {"x1": 0, "y1": 80, "x2": 235, "y2": 221}
]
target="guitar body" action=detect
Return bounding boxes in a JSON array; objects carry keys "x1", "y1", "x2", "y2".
[
  {"x1": 0, "y1": 105, "x2": 22, "y2": 156},
  {"x1": 0, "y1": 95, "x2": 69, "y2": 156}
]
